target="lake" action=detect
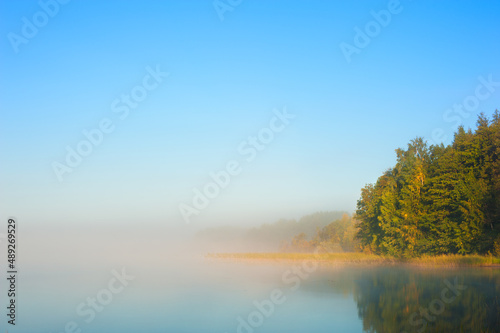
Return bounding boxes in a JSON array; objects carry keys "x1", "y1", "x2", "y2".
[{"x1": 13, "y1": 255, "x2": 500, "y2": 333}]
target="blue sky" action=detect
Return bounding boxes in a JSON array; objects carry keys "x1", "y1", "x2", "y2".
[{"x1": 1, "y1": 0, "x2": 499, "y2": 229}]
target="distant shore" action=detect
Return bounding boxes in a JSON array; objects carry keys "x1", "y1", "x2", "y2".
[{"x1": 206, "y1": 252, "x2": 500, "y2": 267}]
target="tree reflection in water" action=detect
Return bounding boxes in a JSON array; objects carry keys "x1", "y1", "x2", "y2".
[{"x1": 302, "y1": 266, "x2": 500, "y2": 333}]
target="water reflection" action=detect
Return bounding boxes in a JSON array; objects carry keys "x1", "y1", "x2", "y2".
[
  {"x1": 19, "y1": 256, "x2": 500, "y2": 333},
  {"x1": 306, "y1": 266, "x2": 500, "y2": 333}
]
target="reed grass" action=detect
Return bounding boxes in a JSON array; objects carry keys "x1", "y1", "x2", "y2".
[{"x1": 206, "y1": 252, "x2": 500, "y2": 266}]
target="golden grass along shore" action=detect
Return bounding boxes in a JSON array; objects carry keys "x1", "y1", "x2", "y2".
[{"x1": 206, "y1": 252, "x2": 500, "y2": 267}]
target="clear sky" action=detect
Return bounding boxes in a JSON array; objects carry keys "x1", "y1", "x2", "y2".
[{"x1": 1, "y1": 0, "x2": 499, "y2": 229}]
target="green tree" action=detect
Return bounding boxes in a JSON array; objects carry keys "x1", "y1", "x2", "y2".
[{"x1": 356, "y1": 112, "x2": 500, "y2": 256}]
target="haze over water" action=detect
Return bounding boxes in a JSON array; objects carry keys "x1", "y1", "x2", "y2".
[{"x1": 9, "y1": 229, "x2": 499, "y2": 333}]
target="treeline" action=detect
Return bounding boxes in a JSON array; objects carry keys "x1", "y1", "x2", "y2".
[
  {"x1": 195, "y1": 211, "x2": 347, "y2": 252},
  {"x1": 246, "y1": 211, "x2": 348, "y2": 244},
  {"x1": 280, "y1": 213, "x2": 361, "y2": 253},
  {"x1": 356, "y1": 111, "x2": 500, "y2": 257}
]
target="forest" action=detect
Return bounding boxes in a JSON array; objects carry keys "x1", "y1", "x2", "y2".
[
  {"x1": 281, "y1": 112, "x2": 500, "y2": 258},
  {"x1": 195, "y1": 211, "x2": 348, "y2": 252},
  {"x1": 203, "y1": 112, "x2": 500, "y2": 258},
  {"x1": 355, "y1": 111, "x2": 500, "y2": 257}
]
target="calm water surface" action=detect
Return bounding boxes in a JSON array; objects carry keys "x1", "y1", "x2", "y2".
[{"x1": 13, "y1": 259, "x2": 500, "y2": 333}]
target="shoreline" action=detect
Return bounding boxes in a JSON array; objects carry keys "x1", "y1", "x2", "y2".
[{"x1": 206, "y1": 252, "x2": 500, "y2": 267}]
